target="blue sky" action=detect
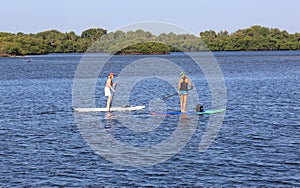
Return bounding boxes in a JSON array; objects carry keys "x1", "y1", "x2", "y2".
[{"x1": 1, "y1": 0, "x2": 299, "y2": 35}]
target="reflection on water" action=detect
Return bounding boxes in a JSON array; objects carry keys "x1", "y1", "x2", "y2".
[{"x1": 104, "y1": 112, "x2": 115, "y2": 130}]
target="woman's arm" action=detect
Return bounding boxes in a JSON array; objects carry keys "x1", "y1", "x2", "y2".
[
  {"x1": 177, "y1": 79, "x2": 182, "y2": 91},
  {"x1": 188, "y1": 78, "x2": 193, "y2": 89}
]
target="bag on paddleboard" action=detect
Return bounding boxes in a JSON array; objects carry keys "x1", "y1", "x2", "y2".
[{"x1": 195, "y1": 104, "x2": 204, "y2": 112}]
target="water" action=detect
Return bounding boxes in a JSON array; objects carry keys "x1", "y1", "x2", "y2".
[{"x1": 0, "y1": 51, "x2": 299, "y2": 187}]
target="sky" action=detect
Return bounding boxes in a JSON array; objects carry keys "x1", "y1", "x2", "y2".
[{"x1": 1, "y1": 0, "x2": 300, "y2": 36}]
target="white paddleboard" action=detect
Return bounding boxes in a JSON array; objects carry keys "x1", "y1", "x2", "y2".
[{"x1": 73, "y1": 105, "x2": 146, "y2": 112}]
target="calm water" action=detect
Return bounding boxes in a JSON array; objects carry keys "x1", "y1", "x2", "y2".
[{"x1": 0, "y1": 51, "x2": 299, "y2": 187}]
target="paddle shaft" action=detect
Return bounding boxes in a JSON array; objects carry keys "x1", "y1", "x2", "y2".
[
  {"x1": 161, "y1": 92, "x2": 178, "y2": 100},
  {"x1": 161, "y1": 88, "x2": 192, "y2": 100}
]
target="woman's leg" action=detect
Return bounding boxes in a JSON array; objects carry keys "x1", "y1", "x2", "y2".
[
  {"x1": 182, "y1": 94, "x2": 188, "y2": 112},
  {"x1": 106, "y1": 96, "x2": 112, "y2": 111},
  {"x1": 180, "y1": 95, "x2": 184, "y2": 112}
]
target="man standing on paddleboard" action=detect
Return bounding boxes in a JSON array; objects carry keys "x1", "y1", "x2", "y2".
[
  {"x1": 178, "y1": 71, "x2": 193, "y2": 112},
  {"x1": 105, "y1": 72, "x2": 117, "y2": 111}
]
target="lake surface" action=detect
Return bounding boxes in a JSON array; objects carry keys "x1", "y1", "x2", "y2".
[{"x1": 0, "y1": 51, "x2": 299, "y2": 187}]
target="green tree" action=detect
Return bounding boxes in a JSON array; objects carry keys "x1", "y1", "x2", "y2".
[{"x1": 81, "y1": 28, "x2": 107, "y2": 40}]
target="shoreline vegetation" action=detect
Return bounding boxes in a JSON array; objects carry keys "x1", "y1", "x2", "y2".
[{"x1": 1, "y1": 25, "x2": 300, "y2": 56}]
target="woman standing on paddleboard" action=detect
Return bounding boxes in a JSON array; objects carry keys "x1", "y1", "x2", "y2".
[
  {"x1": 105, "y1": 72, "x2": 117, "y2": 111},
  {"x1": 178, "y1": 71, "x2": 193, "y2": 112}
]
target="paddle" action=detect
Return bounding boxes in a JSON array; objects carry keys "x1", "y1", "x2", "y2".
[
  {"x1": 161, "y1": 88, "x2": 193, "y2": 100},
  {"x1": 161, "y1": 92, "x2": 179, "y2": 100}
]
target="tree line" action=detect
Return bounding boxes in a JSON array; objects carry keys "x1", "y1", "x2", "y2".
[
  {"x1": 1, "y1": 25, "x2": 300, "y2": 56},
  {"x1": 200, "y1": 25, "x2": 300, "y2": 51}
]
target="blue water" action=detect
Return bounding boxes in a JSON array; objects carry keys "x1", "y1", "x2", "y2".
[{"x1": 0, "y1": 51, "x2": 299, "y2": 187}]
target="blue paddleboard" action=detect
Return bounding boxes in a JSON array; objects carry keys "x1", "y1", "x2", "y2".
[{"x1": 150, "y1": 109, "x2": 225, "y2": 116}]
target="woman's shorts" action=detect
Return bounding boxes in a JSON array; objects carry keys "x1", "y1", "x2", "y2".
[
  {"x1": 179, "y1": 90, "x2": 188, "y2": 95},
  {"x1": 105, "y1": 87, "x2": 112, "y2": 96}
]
